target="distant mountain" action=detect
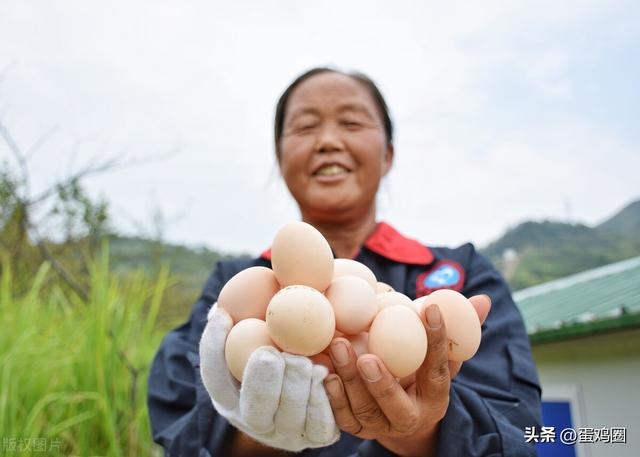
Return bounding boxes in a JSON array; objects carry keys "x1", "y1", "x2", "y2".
[
  {"x1": 106, "y1": 199, "x2": 640, "y2": 309},
  {"x1": 597, "y1": 200, "x2": 640, "y2": 236},
  {"x1": 108, "y1": 235, "x2": 244, "y2": 324},
  {"x1": 108, "y1": 235, "x2": 240, "y2": 288},
  {"x1": 482, "y1": 199, "x2": 640, "y2": 290}
]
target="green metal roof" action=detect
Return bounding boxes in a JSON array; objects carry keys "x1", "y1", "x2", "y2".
[{"x1": 513, "y1": 256, "x2": 640, "y2": 344}]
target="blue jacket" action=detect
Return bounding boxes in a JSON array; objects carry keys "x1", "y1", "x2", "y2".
[{"x1": 148, "y1": 222, "x2": 542, "y2": 456}]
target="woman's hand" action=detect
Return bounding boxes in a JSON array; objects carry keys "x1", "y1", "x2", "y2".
[
  {"x1": 199, "y1": 304, "x2": 340, "y2": 453},
  {"x1": 323, "y1": 294, "x2": 491, "y2": 457}
]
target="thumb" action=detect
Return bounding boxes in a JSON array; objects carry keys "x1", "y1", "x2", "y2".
[{"x1": 415, "y1": 304, "x2": 450, "y2": 411}]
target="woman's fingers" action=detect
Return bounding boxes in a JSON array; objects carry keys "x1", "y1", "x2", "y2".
[
  {"x1": 324, "y1": 295, "x2": 490, "y2": 439},
  {"x1": 356, "y1": 355, "x2": 419, "y2": 435},
  {"x1": 415, "y1": 304, "x2": 450, "y2": 415},
  {"x1": 324, "y1": 374, "x2": 364, "y2": 436},
  {"x1": 325, "y1": 346, "x2": 420, "y2": 437},
  {"x1": 327, "y1": 338, "x2": 388, "y2": 435},
  {"x1": 469, "y1": 294, "x2": 492, "y2": 325}
]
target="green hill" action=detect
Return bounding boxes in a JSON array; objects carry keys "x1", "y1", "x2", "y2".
[
  {"x1": 106, "y1": 199, "x2": 640, "y2": 306},
  {"x1": 597, "y1": 199, "x2": 640, "y2": 236},
  {"x1": 108, "y1": 235, "x2": 245, "y2": 324},
  {"x1": 482, "y1": 199, "x2": 640, "y2": 290},
  {"x1": 108, "y1": 235, "x2": 242, "y2": 289}
]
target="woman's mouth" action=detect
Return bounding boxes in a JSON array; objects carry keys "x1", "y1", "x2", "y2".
[
  {"x1": 312, "y1": 164, "x2": 352, "y2": 184},
  {"x1": 314, "y1": 164, "x2": 350, "y2": 177}
]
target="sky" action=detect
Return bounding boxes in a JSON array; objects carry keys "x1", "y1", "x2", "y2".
[{"x1": 1, "y1": 0, "x2": 639, "y2": 255}]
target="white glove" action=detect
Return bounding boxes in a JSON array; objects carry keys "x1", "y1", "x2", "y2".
[{"x1": 199, "y1": 303, "x2": 340, "y2": 452}]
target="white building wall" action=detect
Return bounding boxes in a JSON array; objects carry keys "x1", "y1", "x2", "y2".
[{"x1": 533, "y1": 328, "x2": 640, "y2": 457}]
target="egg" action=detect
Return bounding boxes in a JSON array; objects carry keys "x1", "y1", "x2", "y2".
[
  {"x1": 271, "y1": 221, "x2": 334, "y2": 292},
  {"x1": 325, "y1": 275, "x2": 377, "y2": 335},
  {"x1": 376, "y1": 281, "x2": 394, "y2": 293},
  {"x1": 321, "y1": 329, "x2": 345, "y2": 355},
  {"x1": 368, "y1": 306, "x2": 428, "y2": 378},
  {"x1": 218, "y1": 266, "x2": 280, "y2": 323},
  {"x1": 418, "y1": 289, "x2": 481, "y2": 362},
  {"x1": 333, "y1": 259, "x2": 377, "y2": 291},
  {"x1": 224, "y1": 318, "x2": 276, "y2": 382},
  {"x1": 346, "y1": 332, "x2": 369, "y2": 356},
  {"x1": 266, "y1": 285, "x2": 336, "y2": 356},
  {"x1": 322, "y1": 332, "x2": 368, "y2": 357},
  {"x1": 412, "y1": 297, "x2": 426, "y2": 315},
  {"x1": 376, "y1": 291, "x2": 417, "y2": 313}
]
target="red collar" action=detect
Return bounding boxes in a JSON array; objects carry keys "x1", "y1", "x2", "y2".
[{"x1": 260, "y1": 221, "x2": 433, "y2": 265}]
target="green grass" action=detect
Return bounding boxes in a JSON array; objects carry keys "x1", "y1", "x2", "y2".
[{"x1": 0, "y1": 246, "x2": 171, "y2": 456}]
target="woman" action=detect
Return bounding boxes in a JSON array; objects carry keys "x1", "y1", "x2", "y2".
[{"x1": 148, "y1": 68, "x2": 542, "y2": 456}]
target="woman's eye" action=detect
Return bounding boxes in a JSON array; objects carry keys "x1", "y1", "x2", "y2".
[
  {"x1": 295, "y1": 123, "x2": 317, "y2": 133},
  {"x1": 342, "y1": 120, "x2": 362, "y2": 129}
]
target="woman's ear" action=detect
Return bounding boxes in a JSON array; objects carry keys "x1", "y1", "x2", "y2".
[{"x1": 382, "y1": 144, "x2": 394, "y2": 177}]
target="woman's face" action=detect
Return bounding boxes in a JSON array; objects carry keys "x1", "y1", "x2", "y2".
[{"x1": 278, "y1": 72, "x2": 393, "y2": 222}]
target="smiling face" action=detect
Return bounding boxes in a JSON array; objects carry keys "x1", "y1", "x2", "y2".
[{"x1": 277, "y1": 72, "x2": 394, "y2": 223}]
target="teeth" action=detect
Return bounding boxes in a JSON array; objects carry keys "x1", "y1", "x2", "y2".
[{"x1": 316, "y1": 164, "x2": 348, "y2": 176}]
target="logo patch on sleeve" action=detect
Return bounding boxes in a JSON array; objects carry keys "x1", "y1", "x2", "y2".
[{"x1": 416, "y1": 260, "x2": 465, "y2": 297}]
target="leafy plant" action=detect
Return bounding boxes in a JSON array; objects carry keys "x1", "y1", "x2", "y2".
[{"x1": 0, "y1": 246, "x2": 169, "y2": 456}]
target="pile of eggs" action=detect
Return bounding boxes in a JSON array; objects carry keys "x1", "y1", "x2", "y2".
[{"x1": 220, "y1": 221, "x2": 481, "y2": 383}]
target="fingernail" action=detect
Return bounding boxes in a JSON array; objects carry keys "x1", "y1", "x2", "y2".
[
  {"x1": 324, "y1": 376, "x2": 342, "y2": 399},
  {"x1": 331, "y1": 341, "x2": 349, "y2": 366},
  {"x1": 426, "y1": 304, "x2": 441, "y2": 329},
  {"x1": 359, "y1": 358, "x2": 382, "y2": 382},
  {"x1": 481, "y1": 294, "x2": 492, "y2": 306}
]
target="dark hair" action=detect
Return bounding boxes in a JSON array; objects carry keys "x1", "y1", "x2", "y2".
[{"x1": 274, "y1": 67, "x2": 394, "y2": 157}]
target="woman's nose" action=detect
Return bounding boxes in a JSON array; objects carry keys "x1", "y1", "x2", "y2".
[{"x1": 314, "y1": 124, "x2": 344, "y2": 153}]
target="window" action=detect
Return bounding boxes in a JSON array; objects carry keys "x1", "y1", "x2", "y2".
[{"x1": 537, "y1": 384, "x2": 589, "y2": 457}]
